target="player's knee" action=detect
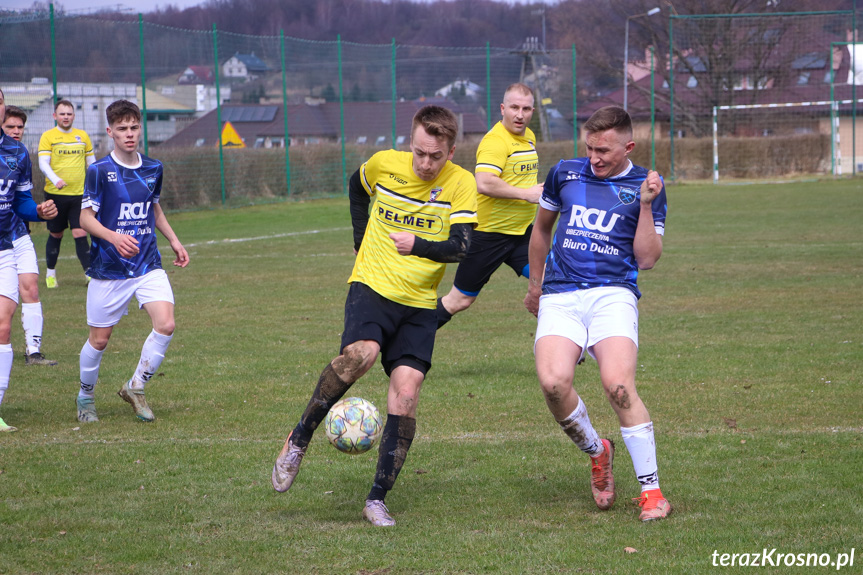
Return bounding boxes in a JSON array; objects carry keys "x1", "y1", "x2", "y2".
[
  {"x1": 154, "y1": 319, "x2": 175, "y2": 337},
  {"x1": 19, "y1": 284, "x2": 39, "y2": 303},
  {"x1": 89, "y1": 333, "x2": 111, "y2": 350},
  {"x1": 446, "y1": 290, "x2": 476, "y2": 313},
  {"x1": 538, "y1": 373, "x2": 572, "y2": 404},
  {"x1": 337, "y1": 342, "x2": 376, "y2": 381},
  {"x1": 604, "y1": 383, "x2": 635, "y2": 410}
]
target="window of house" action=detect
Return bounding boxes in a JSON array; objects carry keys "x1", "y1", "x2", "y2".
[{"x1": 687, "y1": 75, "x2": 698, "y2": 88}]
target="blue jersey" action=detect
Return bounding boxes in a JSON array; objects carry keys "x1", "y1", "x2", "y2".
[
  {"x1": 82, "y1": 152, "x2": 163, "y2": 280},
  {"x1": 540, "y1": 158, "x2": 667, "y2": 299},
  {"x1": 0, "y1": 131, "x2": 41, "y2": 250}
]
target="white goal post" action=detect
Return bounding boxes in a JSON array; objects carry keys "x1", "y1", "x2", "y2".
[{"x1": 712, "y1": 99, "x2": 863, "y2": 183}]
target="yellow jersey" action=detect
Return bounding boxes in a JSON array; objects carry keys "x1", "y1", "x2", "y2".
[
  {"x1": 350, "y1": 149, "x2": 478, "y2": 309},
  {"x1": 474, "y1": 121, "x2": 539, "y2": 235},
  {"x1": 38, "y1": 127, "x2": 94, "y2": 196}
]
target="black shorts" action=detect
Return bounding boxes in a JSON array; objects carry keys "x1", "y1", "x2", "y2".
[
  {"x1": 452, "y1": 226, "x2": 532, "y2": 296},
  {"x1": 341, "y1": 282, "x2": 437, "y2": 377},
  {"x1": 45, "y1": 192, "x2": 83, "y2": 234}
]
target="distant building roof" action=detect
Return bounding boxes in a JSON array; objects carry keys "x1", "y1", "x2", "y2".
[
  {"x1": 229, "y1": 52, "x2": 269, "y2": 72},
  {"x1": 160, "y1": 99, "x2": 487, "y2": 148},
  {"x1": 136, "y1": 87, "x2": 195, "y2": 114}
]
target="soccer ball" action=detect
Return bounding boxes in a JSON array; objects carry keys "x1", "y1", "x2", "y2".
[{"x1": 323, "y1": 397, "x2": 383, "y2": 454}]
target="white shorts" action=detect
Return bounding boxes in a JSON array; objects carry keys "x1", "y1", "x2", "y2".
[
  {"x1": 0, "y1": 250, "x2": 18, "y2": 303},
  {"x1": 535, "y1": 286, "x2": 639, "y2": 362},
  {"x1": 13, "y1": 234, "x2": 39, "y2": 276},
  {"x1": 86, "y1": 269, "x2": 174, "y2": 328}
]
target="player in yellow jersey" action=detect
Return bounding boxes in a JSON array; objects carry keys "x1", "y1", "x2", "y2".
[
  {"x1": 38, "y1": 99, "x2": 95, "y2": 288},
  {"x1": 437, "y1": 83, "x2": 543, "y2": 328},
  {"x1": 273, "y1": 105, "x2": 478, "y2": 527}
]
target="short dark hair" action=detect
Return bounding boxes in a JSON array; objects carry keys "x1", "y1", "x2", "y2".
[
  {"x1": 411, "y1": 105, "x2": 459, "y2": 149},
  {"x1": 584, "y1": 106, "x2": 633, "y2": 140},
  {"x1": 54, "y1": 99, "x2": 74, "y2": 111},
  {"x1": 106, "y1": 99, "x2": 142, "y2": 126},
  {"x1": 4, "y1": 105, "x2": 27, "y2": 125}
]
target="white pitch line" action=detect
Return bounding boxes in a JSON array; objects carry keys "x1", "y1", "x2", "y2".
[
  {"x1": 185, "y1": 226, "x2": 352, "y2": 248},
  {"x1": 44, "y1": 226, "x2": 352, "y2": 262}
]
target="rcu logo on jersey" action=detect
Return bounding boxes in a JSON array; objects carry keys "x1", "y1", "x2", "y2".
[
  {"x1": 0, "y1": 180, "x2": 13, "y2": 195},
  {"x1": 567, "y1": 205, "x2": 621, "y2": 233},
  {"x1": 119, "y1": 201, "x2": 151, "y2": 221}
]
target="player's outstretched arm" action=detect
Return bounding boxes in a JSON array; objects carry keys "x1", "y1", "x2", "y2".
[
  {"x1": 153, "y1": 204, "x2": 189, "y2": 268},
  {"x1": 80, "y1": 207, "x2": 140, "y2": 258},
  {"x1": 390, "y1": 223, "x2": 472, "y2": 263},
  {"x1": 524, "y1": 207, "x2": 556, "y2": 317},
  {"x1": 476, "y1": 172, "x2": 542, "y2": 203}
]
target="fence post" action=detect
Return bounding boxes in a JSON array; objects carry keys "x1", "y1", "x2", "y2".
[
  {"x1": 485, "y1": 42, "x2": 492, "y2": 131},
  {"x1": 338, "y1": 35, "x2": 347, "y2": 195},
  {"x1": 572, "y1": 44, "x2": 577, "y2": 158},
  {"x1": 280, "y1": 30, "x2": 291, "y2": 196},
  {"x1": 50, "y1": 4, "x2": 57, "y2": 109},
  {"x1": 139, "y1": 14, "x2": 149, "y2": 156},
  {"x1": 392, "y1": 38, "x2": 397, "y2": 149},
  {"x1": 853, "y1": 3, "x2": 857, "y2": 176},
  {"x1": 650, "y1": 46, "x2": 655, "y2": 171},
  {"x1": 668, "y1": 15, "x2": 675, "y2": 181},
  {"x1": 213, "y1": 24, "x2": 226, "y2": 205}
]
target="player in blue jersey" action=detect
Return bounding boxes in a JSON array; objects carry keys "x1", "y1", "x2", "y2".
[
  {"x1": 0, "y1": 87, "x2": 58, "y2": 432},
  {"x1": 2, "y1": 105, "x2": 58, "y2": 366},
  {"x1": 524, "y1": 106, "x2": 671, "y2": 522},
  {"x1": 75, "y1": 99, "x2": 189, "y2": 424}
]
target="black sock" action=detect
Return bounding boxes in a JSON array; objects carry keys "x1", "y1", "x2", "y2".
[
  {"x1": 367, "y1": 414, "x2": 416, "y2": 502},
  {"x1": 436, "y1": 297, "x2": 453, "y2": 329},
  {"x1": 75, "y1": 236, "x2": 91, "y2": 272},
  {"x1": 46, "y1": 235, "x2": 62, "y2": 270},
  {"x1": 292, "y1": 363, "x2": 351, "y2": 448}
]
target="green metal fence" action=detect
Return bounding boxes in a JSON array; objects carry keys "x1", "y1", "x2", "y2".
[{"x1": 0, "y1": 10, "x2": 577, "y2": 209}]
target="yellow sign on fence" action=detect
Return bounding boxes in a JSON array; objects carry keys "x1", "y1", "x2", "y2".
[{"x1": 221, "y1": 121, "x2": 245, "y2": 148}]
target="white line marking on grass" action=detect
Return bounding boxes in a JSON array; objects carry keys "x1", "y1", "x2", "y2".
[
  {"x1": 49, "y1": 227, "x2": 352, "y2": 262},
  {"x1": 185, "y1": 227, "x2": 352, "y2": 248}
]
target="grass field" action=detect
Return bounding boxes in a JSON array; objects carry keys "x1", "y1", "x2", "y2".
[{"x1": 1, "y1": 179, "x2": 861, "y2": 574}]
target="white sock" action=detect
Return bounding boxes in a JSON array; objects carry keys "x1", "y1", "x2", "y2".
[
  {"x1": 46, "y1": 269, "x2": 56, "y2": 278},
  {"x1": 621, "y1": 421, "x2": 660, "y2": 492},
  {"x1": 21, "y1": 302, "x2": 44, "y2": 355},
  {"x1": 131, "y1": 330, "x2": 172, "y2": 390},
  {"x1": 0, "y1": 344, "x2": 13, "y2": 406},
  {"x1": 78, "y1": 340, "x2": 104, "y2": 399},
  {"x1": 558, "y1": 397, "x2": 604, "y2": 456}
]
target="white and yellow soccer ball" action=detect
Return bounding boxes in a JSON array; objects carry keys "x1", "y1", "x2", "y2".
[{"x1": 323, "y1": 397, "x2": 383, "y2": 454}]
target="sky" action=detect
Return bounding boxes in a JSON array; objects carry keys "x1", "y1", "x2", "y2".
[{"x1": 4, "y1": 0, "x2": 208, "y2": 13}]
